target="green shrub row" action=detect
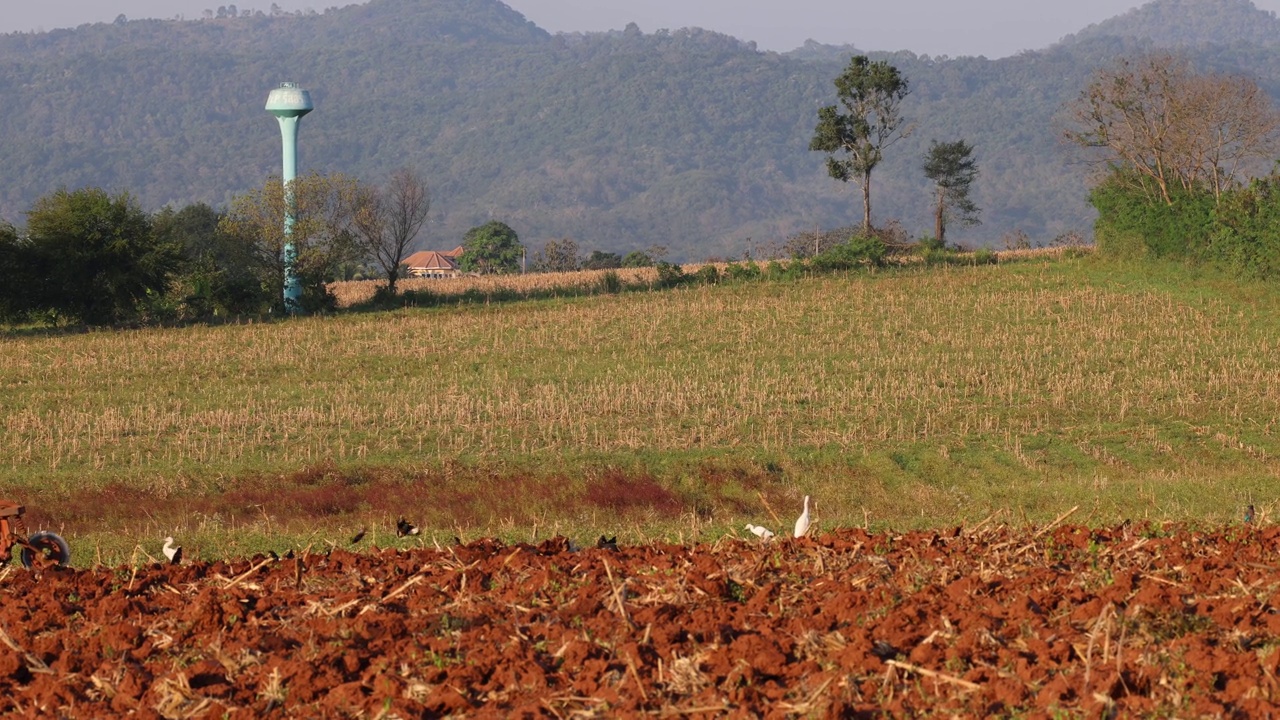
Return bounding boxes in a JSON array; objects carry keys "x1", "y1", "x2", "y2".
[{"x1": 1091, "y1": 170, "x2": 1280, "y2": 277}]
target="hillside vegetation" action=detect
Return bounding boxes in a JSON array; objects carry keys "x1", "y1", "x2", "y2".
[
  {"x1": 3, "y1": 255, "x2": 1279, "y2": 561},
  {"x1": 2, "y1": 0, "x2": 1280, "y2": 258}
]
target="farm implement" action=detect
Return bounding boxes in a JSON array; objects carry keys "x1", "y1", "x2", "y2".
[{"x1": 0, "y1": 501, "x2": 70, "y2": 568}]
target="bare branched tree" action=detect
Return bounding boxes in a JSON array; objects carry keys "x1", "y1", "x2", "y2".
[
  {"x1": 1179, "y1": 73, "x2": 1280, "y2": 199},
  {"x1": 353, "y1": 168, "x2": 431, "y2": 295},
  {"x1": 530, "y1": 238, "x2": 580, "y2": 273},
  {"x1": 1063, "y1": 53, "x2": 1280, "y2": 204},
  {"x1": 780, "y1": 226, "x2": 856, "y2": 259}
]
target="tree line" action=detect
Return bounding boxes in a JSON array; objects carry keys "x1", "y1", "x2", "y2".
[
  {"x1": 1063, "y1": 52, "x2": 1280, "y2": 277},
  {"x1": 0, "y1": 166, "x2": 667, "y2": 327},
  {"x1": 0, "y1": 169, "x2": 507, "y2": 325},
  {"x1": 807, "y1": 48, "x2": 1280, "y2": 277}
]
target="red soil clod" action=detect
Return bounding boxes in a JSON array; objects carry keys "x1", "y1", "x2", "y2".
[{"x1": 0, "y1": 525, "x2": 1275, "y2": 716}]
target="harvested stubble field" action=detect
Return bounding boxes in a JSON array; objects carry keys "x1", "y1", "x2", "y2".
[
  {"x1": 2, "y1": 521, "x2": 1278, "y2": 718},
  {"x1": 3, "y1": 255, "x2": 1279, "y2": 561}
]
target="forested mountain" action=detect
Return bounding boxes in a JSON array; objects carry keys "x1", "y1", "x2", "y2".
[
  {"x1": 1, "y1": 0, "x2": 1279, "y2": 259},
  {"x1": 1060, "y1": 0, "x2": 1280, "y2": 49}
]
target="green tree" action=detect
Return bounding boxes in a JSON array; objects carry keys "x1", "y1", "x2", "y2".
[
  {"x1": 922, "y1": 140, "x2": 981, "y2": 245},
  {"x1": 621, "y1": 245, "x2": 666, "y2": 268},
  {"x1": 352, "y1": 168, "x2": 431, "y2": 296},
  {"x1": 153, "y1": 203, "x2": 270, "y2": 318},
  {"x1": 810, "y1": 55, "x2": 912, "y2": 233},
  {"x1": 620, "y1": 251, "x2": 652, "y2": 268},
  {"x1": 1089, "y1": 168, "x2": 1216, "y2": 260},
  {"x1": 25, "y1": 187, "x2": 180, "y2": 326},
  {"x1": 220, "y1": 172, "x2": 365, "y2": 312},
  {"x1": 530, "y1": 238, "x2": 580, "y2": 273},
  {"x1": 581, "y1": 250, "x2": 622, "y2": 270},
  {"x1": 0, "y1": 221, "x2": 33, "y2": 321},
  {"x1": 459, "y1": 221, "x2": 523, "y2": 275}
]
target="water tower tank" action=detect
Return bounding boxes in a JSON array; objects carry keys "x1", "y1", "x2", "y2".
[{"x1": 265, "y1": 82, "x2": 313, "y2": 119}]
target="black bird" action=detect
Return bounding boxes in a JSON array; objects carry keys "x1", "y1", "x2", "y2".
[
  {"x1": 396, "y1": 518, "x2": 420, "y2": 537},
  {"x1": 1245, "y1": 505, "x2": 1256, "y2": 524},
  {"x1": 871, "y1": 640, "x2": 901, "y2": 661},
  {"x1": 597, "y1": 535, "x2": 619, "y2": 551},
  {"x1": 350, "y1": 528, "x2": 367, "y2": 545}
]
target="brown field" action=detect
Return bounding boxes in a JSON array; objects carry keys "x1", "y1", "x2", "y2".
[
  {"x1": 1, "y1": 520, "x2": 1276, "y2": 717},
  {"x1": 325, "y1": 249, "x2": 1080, "y2": 308},
  {"x1": 328, "y1": 266, "x2": 663, "y2": 307}
]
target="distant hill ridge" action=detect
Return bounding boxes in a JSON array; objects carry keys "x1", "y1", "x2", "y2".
[
  {"x1": 0, "y1": 0, "x2": 1278, "y2": 258},
  {"x1": 1059, "y1": 0, "x2": 1280, "y2": 49}
]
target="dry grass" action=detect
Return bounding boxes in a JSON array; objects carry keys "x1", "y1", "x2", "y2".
[
  {"x1": 328, "y1": 266, "x2": 662, "y2": 307},
  {"x1": 1, "y1": 253, "x2": 1278, "y2": 546},
  {"x1": 327, "y1": 250, "x2": 1075, "y2": 308},
  {"x1": 5, "y1": 258, "x2": 1278, "y2": 477}
]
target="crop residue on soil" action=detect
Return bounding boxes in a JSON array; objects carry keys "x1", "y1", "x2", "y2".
[{"x1": 1, "y1": 523, "x2": 1278, "y2": 717}]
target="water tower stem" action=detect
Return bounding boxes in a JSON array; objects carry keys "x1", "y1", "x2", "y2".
[{"x1": 265, "y1": 82, "x2": 314, "y2": 315}]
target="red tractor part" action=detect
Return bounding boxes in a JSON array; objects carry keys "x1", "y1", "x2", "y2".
[{"x1": 0, "y1": 502, "x2": 71, "y2": 568}]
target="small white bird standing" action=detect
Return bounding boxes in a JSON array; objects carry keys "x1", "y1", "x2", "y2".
[
  {"x1": 162, "y1": 537, "x2": 183, "y2": 565},
  {"x1": 793, "y1": 495, "x2": 811, "y2": 538},
  {"x1": 744, "y1": 524, "x2": 775, "y2": 540}
]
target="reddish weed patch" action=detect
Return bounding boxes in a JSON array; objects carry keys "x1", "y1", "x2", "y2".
[{"x1": 582, "y1": 469, "x2": 682, "y2": 516}]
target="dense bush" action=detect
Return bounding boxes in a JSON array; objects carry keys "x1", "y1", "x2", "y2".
[
  {"x1": 724, "y1": 261, "x2": 762, "y2": 281},
  {"x1": 764, "y1": 260, "x2": 790, "y2": 280},
  {"x1": 809, "y1": 234, "x2": 887, "y2": 271},
  {"x1": 918, "y1": 245, "x2": 998, "y2": 267},
  {"x1": 153, "y1": 203, "x2": 272, "y2": 320},
  {"x1": 1204, "y1": 177, "x2": 1280, "y2": 278},
  {"x1": 1091, "y1": 169, "x2": 1280, "y2": 278},
  {"x1": 24, "y1": 188, "x2": 181, "y2": 326},
  {"x1": 1089, "y1": 172, "x2": 1216, "y2": 261},
  {"x1": 973, "y1": 247, "x2": 998, "y2": 265},
  {"x1": 582, "y1": 251, "x2": 623, "y2": 270},
  {"x1": 622, "y1": 251, "x2": 656, "y2": 268},
  {"x1": 654, "y1": 261, "x2": 687, "y2": 288},
  {"x1": 598, "y1": 271, "x2": 623, "y2": 294},
  {"x1": 692, "y1": 265, "x2": 721, "y2": 285},
  {"x1": 916, "y1": 235, "x2": 946, "y2": 253}
]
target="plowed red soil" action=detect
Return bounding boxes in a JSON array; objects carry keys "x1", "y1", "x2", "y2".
[{"x1": 1, "y1": 522, "x2": 1278, "y2": 718}]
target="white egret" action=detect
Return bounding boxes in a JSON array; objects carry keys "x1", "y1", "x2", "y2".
[
  {"x1": 162, "y1": 537, "x2": 183, "y2": 565},
  {"x1": 794, "y1": 495, "x2": 811, "y2": 538},
  {"x1": 744, "y1": 524, "x2": 775, "y2": 540}
]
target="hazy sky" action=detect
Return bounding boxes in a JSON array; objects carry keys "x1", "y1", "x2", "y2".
[{"x1": 4, "y1": 0, "x2": 1280, "y2": 58}]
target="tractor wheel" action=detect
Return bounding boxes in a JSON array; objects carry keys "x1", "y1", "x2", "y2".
[{"x1": 21, "y1": 531, "x2": 70, "y2": 568}]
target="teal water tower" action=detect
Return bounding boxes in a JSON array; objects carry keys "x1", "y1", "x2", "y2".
[{"x1": 265, "y1": 82, "x2": 314, "y2": 314}]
